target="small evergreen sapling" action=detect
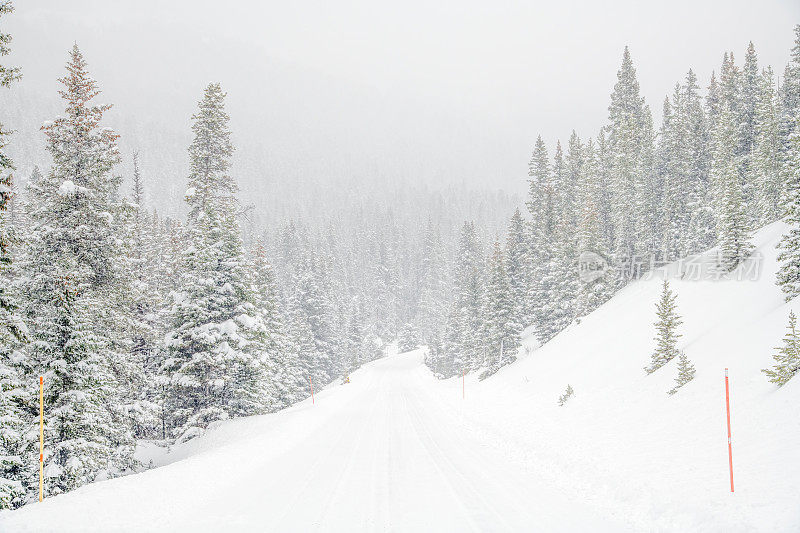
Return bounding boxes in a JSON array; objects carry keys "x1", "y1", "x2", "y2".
[
  {"x1": 668, "y1": 351, "x2": 696, "y2": 395},
  {"x1": 762, "y1": 311, "x2": 800, "y2": 386},
  {"x1": 558, "y1": 384, "x2": 574, "y2": 406},
  {"x1": 645, "y1": 280, "x2": 683, "y2": 374}
]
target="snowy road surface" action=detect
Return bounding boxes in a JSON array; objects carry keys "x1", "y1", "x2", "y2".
[{"x1": 1, "y1": 350, "x2": 626, "y2": 532}]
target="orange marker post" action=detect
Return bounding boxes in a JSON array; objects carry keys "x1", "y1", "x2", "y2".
[
  {"x1": 39, "y1": 376, "x2": 44, "y2": 502},
  {"x1": 725, "y1": 368, "x2": 734, "y2": 493},
  {"x1": 310, "y1": 377, "x2": 314, "y2": 405}
]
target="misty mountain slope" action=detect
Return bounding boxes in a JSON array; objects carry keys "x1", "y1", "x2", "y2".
[
  {"x1": 464, "y1": 220, "x2": 799, "y2": 531},
  {"x1": 0, "y1": 222, "x2": 797, "y2": 532}
]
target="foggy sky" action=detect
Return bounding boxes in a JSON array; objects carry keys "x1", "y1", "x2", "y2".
[{"x1": 4, "y1": 0, "x2": 799, "y2": 201}]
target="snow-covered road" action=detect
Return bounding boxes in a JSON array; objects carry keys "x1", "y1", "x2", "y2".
[{"x1": 0, "y1": 350, "x2": 625, "y2": 532}]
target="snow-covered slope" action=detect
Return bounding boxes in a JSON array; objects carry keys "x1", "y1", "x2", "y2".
[{"x1": 1, "y1": 222, "x2": 798, "y2": 532}]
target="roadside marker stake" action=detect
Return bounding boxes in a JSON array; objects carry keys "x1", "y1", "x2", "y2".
[
  {"x1": 725, "y1": 368, "x2": 734, "y2": 493},
  {"x1": 39, "y1": 376, "x2": 44, "y2": 502},
  {"x1": 310, "y1": 377, "x2": 314, "y2": 405},
  {"x1": 462, "y1": 369, "x2": 465, "y2": 399}
]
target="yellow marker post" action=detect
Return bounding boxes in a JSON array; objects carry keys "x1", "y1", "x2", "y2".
[{"x1": 39, "y1": 376, "x2": 43, "y2": 502}]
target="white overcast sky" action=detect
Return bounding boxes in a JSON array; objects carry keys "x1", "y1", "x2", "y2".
[{"x1": 5, "y1": 0, "x2": 800, "y2": 194}]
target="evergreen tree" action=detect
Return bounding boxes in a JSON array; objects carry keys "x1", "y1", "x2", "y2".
[
  {"x1": 163, "y1": 84, "x2": 270, "y2": 442},
  {"x1": 436, "y1": 222, "x2": 483, "y2": 377},
  {"x1": 645, "y1": 280, "x2": 682, "y2": 374},
  {"x1": 668, "y1": 351, "x2": 695, "y2": 395},
  {"x1": 606, "y1": 47, "x2": 656, "y2": 282},
  {"x1": 776, "y1": 113, "x2": 800, "y2": 300},
  {"x1": 14, "y1": 46, "x2": 135, "y2": 496},
  {"x1": 481, "y1": 240, "x2": 520, "y2": 376},
  {"x1": 740, "y1": 42, "x2": 761, "y2": 226},
  {"x1": 754, "y1": 66, "x2": 784, "y2": 224},
  {"x1": 712, "y1": 104, "x2": 753, "y2": 271},
  {"x1": 397, "y1": 322, "x2": 420, "y2": 353},
  {"x1": 0, "y1": 1, "x2": 25, "y2": 508},
  {"x1": 576, "y1": 139, "x2": 613, "y2": 317},
  {"x1": 683, "y1": 69, "x2": 715, "y2": 255},
  {"x1": 505, "y1": 209, "x2": 530, "y2": 327},
  {"x1": 780, "y1": 26, "x2": 800, "y2": 148},
  {"x1": 762, "y1": 311, "x2": 800, "y2": 386}
]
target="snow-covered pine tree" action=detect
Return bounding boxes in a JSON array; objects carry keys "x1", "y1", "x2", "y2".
[
  {"x1": 397, "y1": 322, "x2": 420, "y2": 353},
  {"x1": 645, "y1": 280, "x2": 682, "y2": 374},
  {"x1": 481, "y1": 240, "x2": 520, "y2": 377},
  {"x1": 762, "y1": 311, "x2": 800, "y2": 386},
  {"x1": 780, "y1": 26, "x2": 800, "y2": 154},
  {"x1": 776, "y1": 113, "x2": 800, "y2": 300},
  {"x1": 505, "y1": 209, "x2": 530, "y2": 328},
  {"x1": 162, "y1": 83, "x2": 270, "y2": 442},
  {"x1": 606, "y1": 47, "x2": 656, "y2": 282},
  {"x1": 119, "y1": 152, "x2": 162, "y2": 439},
  {"x1": 739, "y1": 42, "x2": 761, "y2": 227},
  {"x1": 668, "y1": 351, "x2": 696, "y2": 395},
  {"x1": 417, "y1": 218, "x2": 448, "y2": 359},
  {"x1": 525, "y1": 136, "x2": 557, "y2": 342},
  {"x1": 712, "y1": 103, "x2": 753, "y2": 271},
  {"x1": 0, "y1": 1, "x2": 26, "y2": 509},
  {"x1": 13, "y1": 45, "x2": 135, "y2": 497},
  {"x1": 576, "y1": 139, "x2": 614, "y2": 317},
  {"x1": 753, "y1": 66, "x2": 783, "y2": 225},
  {"x1": 437, "y1": 222, "x2": 484, "y2": 376},
  {"x1": 682, "y1": 69, "x2": 715, "y2": 255}
]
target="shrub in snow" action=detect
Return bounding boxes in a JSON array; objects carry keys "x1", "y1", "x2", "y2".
[
  {"x1": 762, "y1": 311, "x2": 800, "y2": 386},
  {"x1": 645, "y1": 280, "x2": 683, "y2": 374},
  {"x1": 668, "y1": 351, "x2": 696, "y2": 395},
  {"x1": 558, "y1": 384, "x2": 574, "y2": 406}
]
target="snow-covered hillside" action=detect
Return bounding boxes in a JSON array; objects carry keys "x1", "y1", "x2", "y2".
[{"x1": 1, "y1": 222, "x2": 797, "y2": 532}]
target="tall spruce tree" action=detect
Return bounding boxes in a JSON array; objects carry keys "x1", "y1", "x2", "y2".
[
  {"x1": 776, "y1": 113, "x2": 800, "y2": 300},
  {"x1": 712, "y1": 104, "x2": 753, "y2": 271},
  {"x1": 606, "y1": 47, "x2": 655, "y2": 282},
  {"x1": 163, "y1": 84, "x2": 271, "y2": 442},
  {"x1": 754, "y1": 66, "x2": 784, "y2": 224},
  {"x1": 481, "y1": 240, "x2": 520, "y2": 376},
  {"x1": 14, "y1": 45, "x2": 135, "y2": 497},
  {"x1": 0, "y1": 2, "x2": 26, "y2": 509}
]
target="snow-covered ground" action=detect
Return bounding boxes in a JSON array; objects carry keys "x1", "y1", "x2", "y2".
[{"x1": 2, "y1": 222, "x2": 798, "y2": 532}]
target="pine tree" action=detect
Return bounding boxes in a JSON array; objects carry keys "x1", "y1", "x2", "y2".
[
  {"x1": 437, "y1": 222, "x2": 483, "y2": 377},
  {"x1": 576, "y1": 139, "x2": 613, "y2": 317},
  {"x1": 668, "y1": 351, "x2": 696, "y2": 395},
  {"x1": 776, "y1": 113, "x2": 800, "y2": 300},
  {"x1": 740, "y1": 43, "x2": 761, "y2": 226},
  {"x1": 683, "y1": 69, "x2": 715, "y2": 255},
  {"x1": 762, "y1": 311, "x2": 800, "y2": 386},
  {"x1": 416, "y1": 218, "x2": 448, "y2": 358},
  {"x1": 780, "y1": 26, "x2": 800, "y2": 148},
  {"x1": 481, "y1": 241, "x2": 520, "y2": 376},
  {"x1": 713, "y1": 104, "x2": 753, "y2": 271},
  {"x1": 505, "y1": 209, "x2": 530, "y2": 327},
  {"x1": 754, "y1": 66, "x2": 784, "y2": 224},
  {"x1": 397, "y1": 322, "x2": 420, "y2": 353},
  {"x1": 526, "y1": 137, "x2": 558, "y2": 341},
  {"x1": 606, "y1": 47, "x2": 656, "y2": 282},
  {"x1": 645, "y1": 280, "x2": 682, "y2": 374},
  {"x1": 163, "y1": 84, "x2": 270, "y2": 442},
  {"x1": 0, "y1": 1, "x2": 25, "y2": 508},
  {"x1": 13, "y1": 45, "x2": 135, "y2": 497}
]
